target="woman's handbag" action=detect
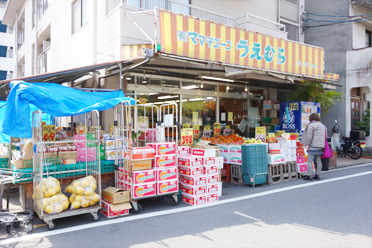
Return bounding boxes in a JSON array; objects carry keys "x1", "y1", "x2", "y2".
[{"x1": 322, "y1": 126, "x2": 333, "y2": 159}]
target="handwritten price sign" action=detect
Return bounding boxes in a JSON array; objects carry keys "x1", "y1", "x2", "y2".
[
  {"x1": 181, "y1": 128, "x2": 193, "y2": 145},
  {"x1": 193, "y1": 125, "x2": 200, "y2": 139},
  {"x1": 43, "y1": 125, "x2": 56, "y2": 141},
  {"x1": 223, "y1": 129, "x2": 231, "y2": 136},
  {"x1": 202, "y1": 130, "x2": 212, "y2": 138},
  {"x1": 182, "y1": 124, "x2": 190, "y2": 129},
  {"x1": 213, "y1": 122, "x2": 221, "y2": 136}
]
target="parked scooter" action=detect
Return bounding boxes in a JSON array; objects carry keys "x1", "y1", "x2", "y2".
[{"x1": 327, "y1": 119, "x2": 365, "y2": 159}]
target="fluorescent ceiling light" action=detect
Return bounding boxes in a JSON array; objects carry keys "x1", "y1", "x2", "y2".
[
  {"x1": 148, "y1": 93, "x2": 158, "y2": 95},
  {"x1": 201, "y1": 76, "x2": 234, "y2": 82},
  {"x1": 182, "y1": 99, "x2": 188, "y2": 102},
  {"x1": 126, "y1": 77, "x2": 131, "y2": 80},
  {"x1": 164, "y1": 100, "x2": 176, "y2": 104},
  {"x1": 206, "y1": 97, "x2": 215, "y2": 100},
  {"x1": 158, "y1": 95, "x2": 178, "y2": 99},
  {"x1": 189, "y1": 98, "x2": 205, "y2": 101},
  {"x1": 182, "y1": 85, "x2": 199, "y2": 89},
  {"x1": 154, "y1": 102, "x2": 164, "y2": 104}
]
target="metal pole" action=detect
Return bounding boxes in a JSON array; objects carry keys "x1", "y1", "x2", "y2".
[
  {"x1": 6, "y1": 136, "x2": 12, "y2": 211},
  {"x1": 119, "y1": 63, "x2": 123, "y2": 90}
]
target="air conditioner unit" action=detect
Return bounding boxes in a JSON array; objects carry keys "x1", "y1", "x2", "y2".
[{"x1": 42, "y1": 41, "x2": 50, "y2": 51}]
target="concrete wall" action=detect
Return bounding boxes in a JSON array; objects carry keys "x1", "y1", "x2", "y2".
[{"x1": 305, "y1": 0, "x2": 352, "y2": 137}]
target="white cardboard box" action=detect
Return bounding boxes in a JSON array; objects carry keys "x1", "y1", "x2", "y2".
[
  {"x1": 267, "y1": 153, "x2": 286, "y2": 165},
  {"x1": 216, "y1": 156, "x2": 224, "y2": 169}
]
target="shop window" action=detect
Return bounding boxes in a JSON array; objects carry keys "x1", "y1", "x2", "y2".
[
  {"x1": 72, "y1": 0, "x2": 88, "y2": 33},
  {"x1": 220, "y1": 98, "x2": 248, "y2": 137},
  {"x1": 182, "y1": 95, "x2": 216, "y2": 126},
  {"x1": 366, "y1": 30, "x2": 372, "y2": 48}
]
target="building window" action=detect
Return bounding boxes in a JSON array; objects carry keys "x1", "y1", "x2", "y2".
[
  {"x1": 0, "y1": 21, "x2": 6, "y2": 33},
  {"x1": 72, "y1": 0, "x2": 88, "y2": 33},
  {"x1": 366, "y1": 30, "x2": 372, "y2": 47}
]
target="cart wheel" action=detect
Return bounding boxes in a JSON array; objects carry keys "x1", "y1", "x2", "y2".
[
  {"x1": 131, "y1": 203, "x2": 142, "y2": 214},
  {"x1": 92, "y1": 212, "x2": 99, "y2": 221},
  {"x1": 170, "y1": 195, "x2": 179, "y2": 206},
  {"x1": 47, "y1": 221, "x2": 54, "y2": 230},
  {"x1": 6, "y1": 225, "x2": 11, "y2": 233},
  {"x1": 13, "y1": 218, "x2": 20, "y2": 228},
  {"x1": 25, "y1": 223, "x2": 33, "y2": 233}
]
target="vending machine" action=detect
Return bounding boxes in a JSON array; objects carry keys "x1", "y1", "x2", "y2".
[{"x1": 279, "y1": 101, "x2": 321, "y2": 132}]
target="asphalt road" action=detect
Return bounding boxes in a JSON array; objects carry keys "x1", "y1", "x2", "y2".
[{"x1": 1, "y1": 163, "x2": 372, "y2": 248}]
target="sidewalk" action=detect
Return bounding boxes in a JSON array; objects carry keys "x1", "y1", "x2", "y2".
[{"x1": 335, "y1": 156, "x2": 372, "y2": 168}]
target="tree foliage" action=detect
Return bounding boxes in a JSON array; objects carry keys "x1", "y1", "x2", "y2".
[
  {"x1": 284, "y1": 81, "x2": 343, "y2": 115},
  {"x1": 356, "y1": 109, "x2": 370, "y2": 136}
]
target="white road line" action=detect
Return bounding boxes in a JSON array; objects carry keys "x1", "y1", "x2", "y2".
[{"x1": 1, "y1": 169, "x2": 372, "y2": 246}]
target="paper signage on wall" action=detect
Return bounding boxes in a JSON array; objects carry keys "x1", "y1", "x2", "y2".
[
  {"x1": 192, "y1": 112, "x2": 198, "y2": 123},
  {"x1": 139, "y1": 98, "x2": 147, "y2": 104},
  {"x1": 221, "y1": 113, "x2": 226, "y2": 121},
  {"x1": 228, "y1": 112, "x2": 233, "y2": 122}
]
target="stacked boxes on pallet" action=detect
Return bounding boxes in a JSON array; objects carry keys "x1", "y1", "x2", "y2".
[
  {"x1": 241, "y1": 144, "x2": 268, "y2": 185},
  {"x1": 296, "y1": 142, "x2": 315, "y2": 175},
  {"x1": 228, "y1": 145, "x2": 243, "y2": 184},
  {"x1": 178, "y1": 146, "x2": 222, "y2": 205}
]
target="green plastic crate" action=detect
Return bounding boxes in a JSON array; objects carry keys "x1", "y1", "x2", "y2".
[{"x1": 263, "y1": 117, "x2": 272, "y2": 124}]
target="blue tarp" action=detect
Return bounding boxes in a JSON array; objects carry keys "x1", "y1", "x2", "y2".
[{"x1": 2, "y1": 81, "x2": 135, "y2": 138}]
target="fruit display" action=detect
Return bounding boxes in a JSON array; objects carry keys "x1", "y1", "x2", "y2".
[
  {"x1": 65, "y1": 176, "x2": 100, "y2": 209},
  {"x1": 33, "y1": 177, "x2": 62, "y2": 199},
  {"x1": 35, "y1": 193, "x2": 69, "y2": 214},
  {"x1": 201, "y1": 134, "x2": 244, "y2": 145}
]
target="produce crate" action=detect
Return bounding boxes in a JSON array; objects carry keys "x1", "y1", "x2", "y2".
[
  {"x1": 0, "y1": 158, "x2": 9, "y2": 168},
  {"x1": 230, "y1": 164, "x2": 243, "y2": 184},
  {"x1": 101, "y1": 160, "x2": 115, "y2": 173},
  {"x1": 268, "y1": 164, "x2": 283, "y2": 185},
  {"x1": 282, "y1": 162, "x2": 291, "y2": 181},
  {"x1": 241, "y1": 144, "x2": 268, "y2": 186},
  {"x1": 221, "y1": 163, "x2": 231, "y2": 183},
  {"x1": 263, "y1": 117, "x2": 272, "y2": 124},
  {"x1": 287, "y1": 161, "x2": 298, "y2": 180}
]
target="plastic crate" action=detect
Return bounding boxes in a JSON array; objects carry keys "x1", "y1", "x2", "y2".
[
  {"x1": 1, "y1": 160, "x2": 9, "y2": 168},
  {"x1": 268, "y1": 164, "x2": 283, "y2": 185},
  {"x1": 101, "y1": 160, "x2": 115, "y2": 173},
  {"x1": 287, "y1": 161, "x2": 298, "y2": 180},
  {"x1": 230, "y1": 164, "x2": 243, "y2": 184},
  {"x1": 263, "y1": 117, "x2": 272, "y2": 123}
]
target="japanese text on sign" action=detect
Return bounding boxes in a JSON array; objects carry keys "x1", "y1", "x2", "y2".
[
  {"x1": 202, "y1": 130, "x2": 212, "y2": 138},
  {"x1": 43, "y1": 125, "x2": 56, "y2": 141},
  {"x1": 181, "y1": 128, "x2": 193, "y2": 145},
  {"x1": 193, "y1": 125, "x2": 200, "y2": 139},
  {"x1": 255, "y1": 126, "x2": 266, "y2": 143},
  {"x1": 182, "y1": 124, "x2": 190, "y2": 129},
  {"x1": 213, "y1": 123, "x2": 221, "y2": 136}
]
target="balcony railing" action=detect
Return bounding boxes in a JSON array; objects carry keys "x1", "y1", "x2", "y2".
[
  {"x1": 122, "y1": 0, "x2": 234, "y2": 25},
  {"x1": 233, "y1": 14, "x2": 286, "y2": 31},
  {"x1": 33, "y1": 0, "x2": 49, "y2": 27},
  {"x1": 17, "y1": 27, "x2": 25, "y2": 49},
  {"x1": 34, "y1": 46, "x2": 51, "y2": 74}
]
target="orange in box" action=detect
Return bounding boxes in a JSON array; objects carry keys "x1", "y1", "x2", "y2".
[
  {"x1": 131, "y1": 147, "x2": 155, "y2": 160},
  {"x1": 157, "y1": 180, "x2": 178, "y2": 195},
  {"x1": 296, "y1": 148, "x2": 305, "y2": 156},
  {"x1": 132, "y1": 169, "x2": 156, "y2": 184},
  {"x1": 206, "y1": 183, "x2": 219, "y2": 194}
]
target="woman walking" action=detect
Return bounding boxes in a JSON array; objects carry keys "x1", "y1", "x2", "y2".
[{"x1": 301, "y1": 113, "x2": 326, "y2": 180}]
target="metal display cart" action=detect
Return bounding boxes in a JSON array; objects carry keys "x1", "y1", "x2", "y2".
[
  {"x1": 115, "y1": 103, "x2": 179, "y2": 213},
  {"x1": 32, "y1": 110, "x2": 101, "y2": 230}
]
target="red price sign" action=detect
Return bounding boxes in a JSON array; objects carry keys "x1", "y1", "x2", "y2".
[
  {"x1": 181, "y1": 128, "x2": 193, "y2": 145},
  {"x1": 42, "y1": 125, "x2": 56, "y2": 141},
  {"x1": 193, "y1": 125, "x2": 199, "y2": 139},
  {"x1": 213, "y1": 127, "x2": 221, "y2": 136}
]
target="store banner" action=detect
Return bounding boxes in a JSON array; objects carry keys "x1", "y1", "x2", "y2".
[
  {"x1": 159, "y1": 10, "x2": 324, "y2": 79},
  {"x1": 121, "y1": 44, "x2": 153, "y2": 60}
]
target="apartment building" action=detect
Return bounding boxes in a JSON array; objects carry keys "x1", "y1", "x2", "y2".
[
  {"x1": 0, "y1": 0, "x2": 14, "y2": 87},
  {"x1": 305, "y1": 0, "x2": 372, "y2": 149},
  {"x1": 1, "y1": 0, "x2": 339, "y2": 137}
]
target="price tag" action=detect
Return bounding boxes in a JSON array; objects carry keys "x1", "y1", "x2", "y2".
[
  {"x1": 182, "y1": 124, "x2": 190, "y2": 129},
  {"x1": 139, "y1": 98, "x2": 147, "y2": 104},
  {"x1": 289, "y1": 102, "x2": 299, "y2": 111},
  {"x1": 267, "y1": 133, "x2": 276, "y2": 143},
  {"x1": 193, "y1": 125, "x2": 200, "y2": 139},
  {"x1": 213, "y1": 123, "x2": 221, "y2": 136},
  {"x1": 181, "y1": 128, "x2": 193, "y2": 145},
  {"x1": 90, "y1": 126, "x2": 101, "y2": 132},
  {"x1": 138, "y1": 116, "x2": 149, "y2": 129},
  {"x1": 255, "y1": 126, "x2": 266, "y2": 143},
  {"x1": 43, "y1": 125, "x2": 56, "y2": 141},
  {"x1": 110, "y1": 123, "x2": 114, "y2": 136},
  {"x1": 204, "y1": 125, "x2": 210, "y2": 131},
  {"x1": 255, "y1": 135, "x2": 266, "y2": 143},
  {"x1": 281, "y1": 133, "x2": 291, "y2": 140},
  {"x1": 202, "y1": 130, "x2": 212, "y2": 138},
  {"x1": 226, "y1": 125, "x2": 230, "y2": 129},
  {"x1": 223, "y1": 129, "x2": 231, "y2": 136}
]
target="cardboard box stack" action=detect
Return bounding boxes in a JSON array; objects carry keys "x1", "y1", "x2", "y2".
[
  {"x1": 296, "y1": 141, "x2": 311, "y2": 174},
  {"x1": 101, "y1": 186, "x2": 131, "y2": 218},
  {"x1": 118, "y1": 142, "x2": 178, "y2": 200},
  {"x1": 179, "y1": 145, "x2": 222, "y2": 206},
  {"x1": 267, "y1": 137, "x2": 297, "y2": 164}
]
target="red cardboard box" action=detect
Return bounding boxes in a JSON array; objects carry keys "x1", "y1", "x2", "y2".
[
  {"x1": 178, "y1": 146, "x2": 191, "y2": 156},
  {"x1": 206, "y1": 174, "x2": 219, "y2": 184},
  {"x1": 132, "y1": 169, "x2": 157, "y2": 185},
  {"x1": 206, "y1": 183, "x2": 219, "y2": 194},
  {"x1": 147, "y1": 142, "x2": 176, "y2": 155},
  {"x1": 180, "y1": 183, "x2": 206, "y2": 195},
  {"x1": 157, "y1": 167, "x2": 178, "y2": 181},
  {"x1": 296, "y1": 148, "x2": 305, "y2": 156},
  {"x1": 206, "y1": 193, "x2": 219, "y2": 203},
  {"x1": 131, "y1": 182, "x2": 156, "y2": 199},
  {"x1": 131, "y1": 147, "x2": 155, "y2": 160},
  {"x1": 182, "y1": 193, "x2": 207, "y2": 206},
  {"x1": 157, "y1": 180, "x2": 178, "y2": 195},
  {"x1": 181, "y1": 175, "x2": 206, "y2": 186},
  {"x1": 204, "y1": 165, "x2": 218, "y2": 175},
  {"x1": 178, "y1": 156, "x2": 203, "y2": 167},
  {"x1": 153, "y1": 155, "x2": 176, "y2": 168},
  {"x1": 178, "y1": 165, "x2": 203, "y2": 177},
  {"x1": 203, "y1": 157, "x2": 216, "y2": 165},
  {"x1": 100, "y1": 200, "x2": 131, "y2": 218}
]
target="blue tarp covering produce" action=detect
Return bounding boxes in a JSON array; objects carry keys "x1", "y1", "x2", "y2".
[{"x1": 2, "y1": 81, "x2": 135, "y2": 138}]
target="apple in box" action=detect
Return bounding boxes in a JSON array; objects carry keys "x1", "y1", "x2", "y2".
[
  {"x1": 178, "y1": 165, "x2": 203, "y2": 177},
  {"x1": 181, "y1": 175, "x2": 206, "y2": 186},
  {"x1": 131, "y1": 182, "x2": 156, "y2": 199},
  {"x1": 157, "y1": 167, "x2": 178, "y2": 181},
  {"x1": 182, "y1": 193, "x2": 207, "y2": 206},
  {"x1": 203, "y1": 157, "x2": 216, "y2": 165},
  {"x1": 192, "y1": 148, "x2": 216, "y2": 157},
  {"x1": 178, "y1": 156, "x2": 203, "y2": 167},
  {"x1": 147, "y1": 142, "x2": 176, "y2": 155},
  {"x1": 204, "y1": 165, "x2": 218, "y2": 175},
  {"x1": 180, "y1": 183, "x2": 206, "y2": 195},
  {"x1": 153, "y1": 155, "x2": 176, "y2": 168},
  {"x1": 206, "y1": 174, "x2": 219, "y2": 184},
  {"x1": 132, "y1": 169, "x2": 157, "y2": 184},
  {"x1": 206, "y1": 183, "x2": 219, "y2": 194},
  {"x1": 206, "y1": 193, "x2": 219, "y2": 203},
  {"x1": 100, "y1": 200, "x2": 131, "y2": 218},
  {"x1": 157, "y1": 180, "x2": 178, "y2": 195}
]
